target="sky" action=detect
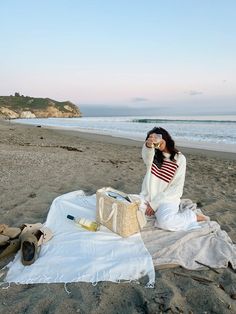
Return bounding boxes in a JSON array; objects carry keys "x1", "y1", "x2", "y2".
[{"x1": 0, "y1": 0, "x2": 236, "y2": 116}]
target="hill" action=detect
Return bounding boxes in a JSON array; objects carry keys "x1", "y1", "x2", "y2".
[{"x1": 0, "y1": 93, "x2": 82, "y2": 119}]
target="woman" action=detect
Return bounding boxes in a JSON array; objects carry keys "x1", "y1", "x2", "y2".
[{"x1": 141, "y1": 127, "x2": 208, "y2": 231}]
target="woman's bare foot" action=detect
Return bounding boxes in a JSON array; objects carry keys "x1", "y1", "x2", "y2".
[{"x1": 196, "y1": 214, "x2": 208, "y2": 222}]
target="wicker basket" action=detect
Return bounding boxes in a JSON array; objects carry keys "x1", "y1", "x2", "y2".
[{"x1": 96, "y1": 187, "x2": 141, "y2": 237}]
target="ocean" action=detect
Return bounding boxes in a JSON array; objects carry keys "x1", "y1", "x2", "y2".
[{"x1": 13, "y1": 115, "x2": 236, "y2": 153}]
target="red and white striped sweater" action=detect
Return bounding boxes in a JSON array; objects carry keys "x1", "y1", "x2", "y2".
[{"x1": 141, "y1": 144, "x2": 186, "y2": 211}]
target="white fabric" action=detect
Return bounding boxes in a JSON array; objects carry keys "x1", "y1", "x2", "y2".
[
  {"x1": 141, "y1": 144, "x2": 186, "y2": 212},
  {"x1": 5, "y1": 191, "x2": 155, "y2": 286},
  {"x1": 155, "y1": 202, "x2": 198, "y2": 231},
  {"x1": 143, "y1": 199, "x2": 236, "y2": 270}
]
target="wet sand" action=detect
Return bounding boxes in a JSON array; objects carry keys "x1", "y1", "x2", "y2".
[{"x1": 0, "y1": 119, "x2": 236, "y2": 314}]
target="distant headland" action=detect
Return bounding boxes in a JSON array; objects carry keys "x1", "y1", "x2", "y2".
[{"x1": 0, "y1": 93, "x2": 82, "y2": 119}]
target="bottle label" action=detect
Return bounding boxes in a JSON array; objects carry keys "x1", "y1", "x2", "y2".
[{"x1": 79, "y1": 217, "x2": 92, "y2": 227}]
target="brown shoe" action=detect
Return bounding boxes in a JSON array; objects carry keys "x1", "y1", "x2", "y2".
[
  {"x1": 0, "y1": 239, "x2": 20, "y2": 260},
  {"x1": 21, "y1": 223, "x2": 53, "y2": 244},
  {"x1": 0, "y1": 224, "x2": 21, "y2": 239},
  {"x1": 0, "y1": 234, "x2": 10, "y2": 246},
  {"x1": 20, "y1": 230, "x2": 43, "y2": 266}
]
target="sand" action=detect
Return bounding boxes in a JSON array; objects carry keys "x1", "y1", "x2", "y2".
[{"x1": 0, "y1": 119, "x2": 236, "y2": 314}]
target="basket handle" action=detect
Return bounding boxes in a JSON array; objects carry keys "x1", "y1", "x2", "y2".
[{"x1": 99, "y1": 197, "x2": 118, "y2": 232}]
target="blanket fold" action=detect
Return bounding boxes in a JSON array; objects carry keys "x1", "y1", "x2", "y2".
[{"x1": 142, "y1": 199, "x2": 236, "y2": 270}]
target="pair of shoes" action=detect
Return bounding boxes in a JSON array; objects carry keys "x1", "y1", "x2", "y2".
[{"x1": 20, "y1": 224, "x2": 53, "y2": 266}]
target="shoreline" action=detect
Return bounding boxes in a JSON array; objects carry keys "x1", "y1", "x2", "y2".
[
  {"x1": 55, "y1": 128, "x2": 236, "y2": 160},
  {"x1": 11, "y1": 120, "x2": 236, "y2": 160},
  {"x1": 9, "y1": 119, "x2": 236, "y2": 160}
]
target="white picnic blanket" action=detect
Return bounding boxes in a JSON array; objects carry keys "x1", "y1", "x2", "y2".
[
  {"x1": 143, "y1": 199, "x2": 236, "y2": 270},
  {"x1": 5, "y1": 191, "x2": 155, "y2": 286},
  {"x1": 4, "y1": 192, "x2": 236, "y2": 285}
]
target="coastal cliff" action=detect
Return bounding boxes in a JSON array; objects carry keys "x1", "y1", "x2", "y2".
[{"x1": 0, "y1": 93, "x2": 81, "y2": 119}]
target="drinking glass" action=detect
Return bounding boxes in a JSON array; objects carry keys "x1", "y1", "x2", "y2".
[{"x1": 152, "y1": 134, "x2": 162, "y2": 149}]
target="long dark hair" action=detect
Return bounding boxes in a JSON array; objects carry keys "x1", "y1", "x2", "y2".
[{"x1": 146, "y1": 127, "x2": 179, "y2": 168}]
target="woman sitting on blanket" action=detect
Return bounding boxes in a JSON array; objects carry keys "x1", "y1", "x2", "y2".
[{"x1": 141, "y1": 127, "x2": 208, "y2": 231}]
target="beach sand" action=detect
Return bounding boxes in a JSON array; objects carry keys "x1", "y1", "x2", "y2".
[{"x1": 0, "y1": 119, "x2": 235, "y2": 313}]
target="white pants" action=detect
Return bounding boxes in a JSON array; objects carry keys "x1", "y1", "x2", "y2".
[{"x1": 155, "y1": 202, "x2": 198, "y2": 231}]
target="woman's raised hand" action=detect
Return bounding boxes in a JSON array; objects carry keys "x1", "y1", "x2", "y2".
[{"x1": 146, "y1": 133, "x2": 161, "y2": 148}]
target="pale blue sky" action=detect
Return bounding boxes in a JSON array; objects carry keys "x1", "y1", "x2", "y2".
[{"x1": 0, "y1": 0, "x2": 235, "y2": 115}]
